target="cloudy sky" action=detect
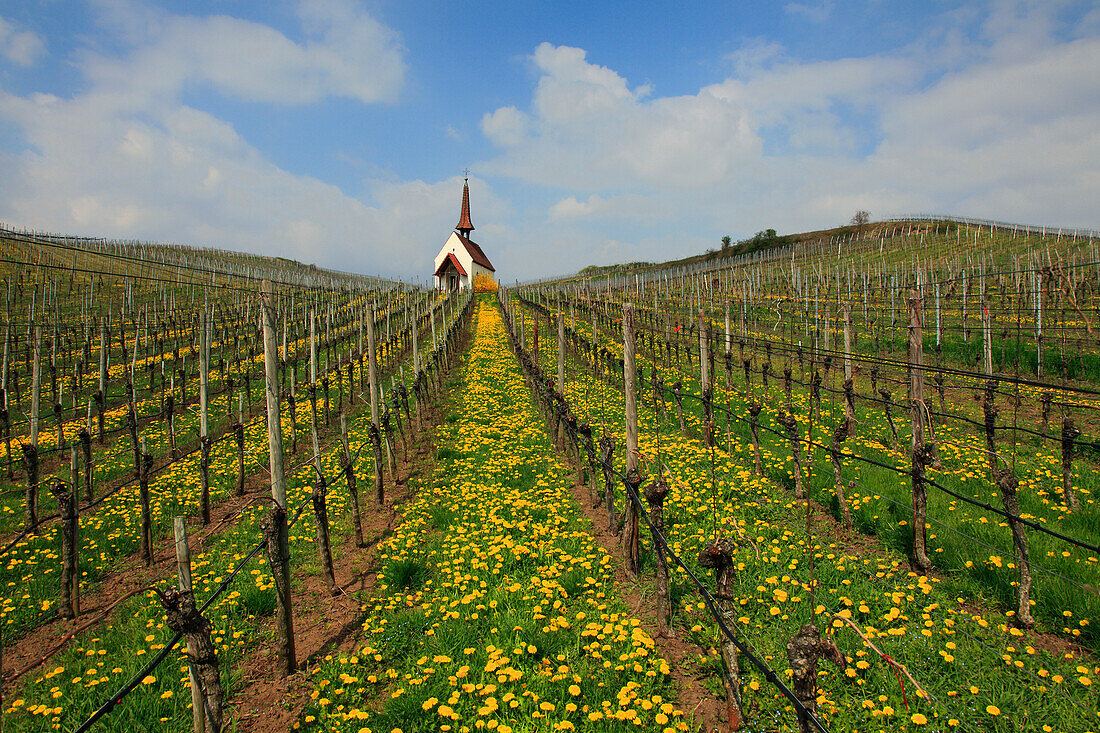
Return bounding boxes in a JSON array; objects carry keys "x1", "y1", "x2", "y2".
[{"x1": 0, "y1": 1, "x2": 1097, "y2": 281}]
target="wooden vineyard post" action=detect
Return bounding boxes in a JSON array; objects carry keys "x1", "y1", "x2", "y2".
[
  {"x1": 412, "y1": 305, "x2": 421, "y2": 431},
  {"x1": 367, "y1": 305, "x2": 384, "y2": 504},
  {"x1": 139, "y1": 441, "x2": 153, "y2": 566},
  {"x1": 48, "y1": 480, "x2": 79, "y2": 619},
  {"x1": 982, "y1": 296, "x2": 993, "y2": 376},
  {"x1": 699, "y1": 309, "x2": 713, "y2": 446},
  {"x1": 288, "y1": 369, "x2": 298, "y2": 455},
  {"x1": 310, "y1": 307, "x2": 318, "y2": 385},
  {"x1": 1036, "y1": 272, "x2": 1043, "y2": 379},
  {"x1": 199, "y1": 307, "x2": 211, "y2": 524},
  {"x1": 175, "y1": 518, "x2": 205, "y2": 733},
  {"x1": 26, "y1": 323, "x2": 41, "y2": 527},
  {"x1": 621, "y1": 302, "x2": 640, "y2": 575},
  {"x1": 97, "y1": 322, "x2": 106, "y2": 444},
  {"x1": 644, "y1": 473, "x2": 671, "y2": 636},
  {"x1": 166, "y1": 517, "x2": 222, "y2": 733},
  {"x1": 724, "y1": 302, "x2": 731, "y2": 390},
  {"x1": 260, "y1": 279, "x2": 295, "y2": 676},
  {"x1": 234, "y1": 408, "x2": 246, "y2": 497},
  {"x1": 200, "y1": 306, "x2": 209, "y2": 446},
  {"x1": 557, "y1": 310, "x2": 565, "y2": 395},
  {"x1": 340, "y1": 414, "x2": 365, "y2": 547},
  {"x1": 532, "y1": 309, "x2": 539, "y2": 363},
  {"x1": 518, "y1": 308, "x2": 526, "y2": 353},
  {"x1": 908, "y1": 291, "x2": 932, "y2": 573},
  {"x1": 842, "y1": 303, "x2": 852, "y2": 382},
  {"x1": 308, "y1": 380, "x2": 322, "y2": 476},
  {"x1": 981, "y1": 381, "x2": 997, "y2": 477}
]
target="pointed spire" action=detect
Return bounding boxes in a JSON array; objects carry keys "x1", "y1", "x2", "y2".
[{"x1": 456, "y1": 174, "x2": 474, "y2": 236}]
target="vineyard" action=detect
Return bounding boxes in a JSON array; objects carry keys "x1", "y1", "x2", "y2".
[{"x1": 0, "y1": 220, "x2": 1098, "y2": 732}]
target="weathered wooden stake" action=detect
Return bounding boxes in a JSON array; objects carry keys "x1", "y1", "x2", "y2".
[
  {"x1": 621, "y1": 303, "x2": 641, "y2": 574},
  {"x1": 909, "y1": 291, "x2": 932, "y2": 572},
  {"x1": 173, "y1": 517, "x2": 207, "y2": 733},
  {"x1": 367, "y1": 306, "x2": 384, "y2": 504},
  {"x1": 134, "y1": 439, "x2": 152, "y2": 564},
  {"x1": 260, "y1": 280, "x2": 295, "y2": 676},
  {"x1": 164, "y1": 517, "x2": 223, "y2": 733}
]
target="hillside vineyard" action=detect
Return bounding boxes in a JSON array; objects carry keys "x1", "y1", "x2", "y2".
[{"x1": 1, "y1": 220, "x2": 1099, "y2": 732}]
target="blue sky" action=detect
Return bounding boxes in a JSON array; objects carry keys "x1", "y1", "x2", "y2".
[{"x1": 0, "y1": 1, "x2": 1097, "y2": 281}]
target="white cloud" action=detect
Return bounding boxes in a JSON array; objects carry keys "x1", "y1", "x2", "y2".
[
  {"x1": 481, "y1": 9, "x2": 1099, "y2": 252},
  {"x1": 547, "y1": 193, "x2": 672, "y2": 227},
  {"x1": 784, "y1": 1, "x2": 835, "y2": 23},
  {"x1": 0, "y1": 16, "x2": 46, "y2": 66},
  {"x1": 0, "y1": 2, "x2": 422, "y2": 277},
  {"x1": 81, "y1": 1, "x2": 404, "y2": 106},
  {"x1": 482, "y1": 105, "x2": 530, "y2": 147}
]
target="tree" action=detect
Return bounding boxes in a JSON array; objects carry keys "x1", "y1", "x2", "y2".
[
  {"x1": 850, "y1": 210, "x2": 870, "y2": 227},
  {"x1": 721, "y1": 235, "x2": 732, "y2": 252}
]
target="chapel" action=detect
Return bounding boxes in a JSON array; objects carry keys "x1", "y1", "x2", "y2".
[{"x1": 432, "y1": 177, "x2": 495, "y2": 291}]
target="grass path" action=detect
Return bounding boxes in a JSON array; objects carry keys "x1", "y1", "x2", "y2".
[{"x1": 299, "y1": 296, "x2": 687, "y2": 732}]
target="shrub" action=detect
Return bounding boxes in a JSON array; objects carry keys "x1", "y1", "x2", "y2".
[{"x1": 472, "y1": 272, "x2": 497, "y2": 293}]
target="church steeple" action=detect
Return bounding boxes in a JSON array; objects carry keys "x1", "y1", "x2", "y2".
[{"x1": 456, "y1": 173, "x2": 474, "y2": 237}]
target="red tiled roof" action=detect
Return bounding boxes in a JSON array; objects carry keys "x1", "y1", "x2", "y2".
[
  {"x1": 456, "y1": 232, "x2": 495, "y2": 272},
  {"x1": 434, "y1": 252, "x2": 467, "y2": 277},
  {"x1": 456, "y1": 181, "x2": 474, "y2": 232}
]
